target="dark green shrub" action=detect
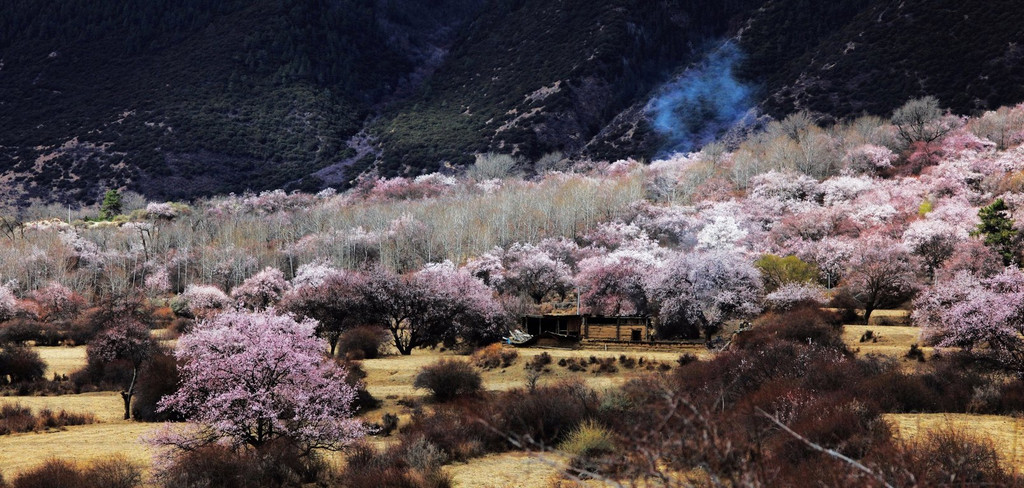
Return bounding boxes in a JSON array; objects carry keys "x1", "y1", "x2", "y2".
[
  {"x1": 337, "y1": 326, "x2": 389, "y2": 360},
  {"x1": 413, "y1": 359, "x2": 482, "y2": 402}
]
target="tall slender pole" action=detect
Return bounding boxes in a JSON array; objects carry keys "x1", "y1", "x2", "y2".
[{"x1": 576, "y1": 286, "x2": 581, "y2": 315}]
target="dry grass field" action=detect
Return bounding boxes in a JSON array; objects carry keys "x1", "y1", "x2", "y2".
[
  {"x1": 4, "y1": 314, "x2": 1022, "y2": 486},
  {"x1": 0, "y1": 340, "x2": 698, "y2": 482},
  {"x1": 33, "y1": 345, "x2": 88, "y2": 377},
  {"x1": 885, "y1": 413, "x2": 1024, "y2": 473},
  {"x1": 0, "y1": 421, "x2": 158, "y2": 477},
  {"x1": 446, "y1": 451, "x2": 573, "y2": 488},
  {"x1": 360, "y1": 345, "x2": 698, "y2": 400},
  {"x1": 0, "y1": 392, "x2": 160, "y2": 476},
  {"x1": 842, "y1": 324, "x2": 934, "y2": 359}
]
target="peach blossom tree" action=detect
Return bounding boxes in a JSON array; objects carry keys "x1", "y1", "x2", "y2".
[{"x1": 156, "y1": 310, "x2": 365, "y2": 451}]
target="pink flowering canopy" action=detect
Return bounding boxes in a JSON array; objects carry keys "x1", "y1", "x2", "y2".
[
  {"x1": 839, "y1": 236, "x2": 919, "y2": 324},
  {"x1": 0, "y1": 283, "x2": 18, "y2": 322},
  {"x1": 279, "y1": 268, "x2": 366, "y2": 355},
  {"x1": 31, "y1": 281, "x2": 85, "y2": 321},
  {"x1": 478, "y1": 243, "x2": 573, "y2": 304},
  {"x1": 576, "y1": 246, "x2": 659, "y2": 316},
  {"x1": 915, "y1": 268, "x2": 1024, "y2": 372},
  {"x1": 764, "y1": 282, "x2": 829, "y2": 311},
  {"x1": 157, "y1": 310, "x2": 366, "y2": 450},
  {"x1": 231, "y1": 266, "x2": 290, "y2": 311},
  {"x1": 359, "y1": 262, "x2": 503, "y2": 355},
  {"x1": 176, "y1": 284, "x2": 233, "y2": 319},
  {"x1": 89, "y1": 316, "x2": 155, "y2": 368},
  {"x1": 88, "y1": 316, "x2": 156, "y2": 420},
  {"x1": 646, "y1": 250, "x2": 763, "y2": 339}
]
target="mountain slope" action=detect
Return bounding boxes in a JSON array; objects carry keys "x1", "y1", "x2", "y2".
[
  {"x1": 0, "y1": 0, "x2": 483, "y2": 204},
  {"x1": 740, "y1": 0, "x2": 1024, "y2": 118},
  {"x1": 3, "y1": 0, "x2": 1024, "y2": 205},
  {"x1": 360, "y1": 0, "x2": 761, "y2": 177}
]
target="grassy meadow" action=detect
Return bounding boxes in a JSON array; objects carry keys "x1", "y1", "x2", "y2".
[{"x1": 2, "y1": 314, "x2": 1022, "y2": 485}]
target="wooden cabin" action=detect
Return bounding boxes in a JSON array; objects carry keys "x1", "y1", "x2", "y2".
[
  {"x1": 522, "y1": 314, "x2": 583, "y2": 337},
  {"x1": 520, "y1": 314, "x2": 652, "y2": 342},
  {"x1": 582, "y1": 315, "x2": 652, "y2": 342}
]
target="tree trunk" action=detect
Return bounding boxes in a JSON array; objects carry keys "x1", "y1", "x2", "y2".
[
  {"x1": 391, "y1": 318, "x2": 416, "y2": 355},
  {"x1": 863, "y1": 306, "x2": 874, "y2": 325},
  {"x1": 391, "y1": 326, "x2": 412, "y2": 355},
  {"x1": 329, "y1": 335, "x2": 339, "y2": 356},
  {"x1": 121, "y1": 366, "x2": 138, "y2": 420}
]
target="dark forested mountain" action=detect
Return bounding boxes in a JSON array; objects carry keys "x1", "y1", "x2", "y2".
[
  {"x1": 738, "y1": 0, "x2": 1024, "y2": 119},
  {"x1": 1, "y1": 0, "x2": 1023, "y2": 204},
  {"x1": 0, "y1": 0, "x2": 487, "y2": 204}
]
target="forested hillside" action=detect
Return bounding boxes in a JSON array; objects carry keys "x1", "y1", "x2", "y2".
[
  {"x1": 0, "y1": 0, "x2": 485, "y2": 203},
  {"x1": 740, "y1": 0, "x2": 1024, "y2": 117},
  {"x1": 3, "y1": 0, "x2": 1024, "y2": 205},
  {"x1": 5, "y1": 97, "x2": 1024, "y2": 486}
]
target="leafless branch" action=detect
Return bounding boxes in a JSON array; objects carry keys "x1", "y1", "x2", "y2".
[{"x1": 755, "y1": 407, "x2": 894, "y2": 488}]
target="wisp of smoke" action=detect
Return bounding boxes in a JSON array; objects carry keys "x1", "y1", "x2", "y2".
[{"x1": 645, "y1": 41, "x2": 754, "y2": 155}]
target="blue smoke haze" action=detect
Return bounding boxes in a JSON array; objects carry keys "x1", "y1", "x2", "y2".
[{"x1": 645, "y1": 41, "x2": 754, "y2": 155}]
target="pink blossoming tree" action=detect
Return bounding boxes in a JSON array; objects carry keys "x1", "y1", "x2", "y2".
[
  {"x1": 764, "y1": 282, "x2": 829, "y2": 311},
  {"x1": 914, "y1": 268, "x2": 1024, "y2": 373},
  {"x1": 360, "y1": 263, "x2": 502, "y2": 355},
  {"x1": 937, "y1": 239, "x2": 1004, "y2": 280},
  {"x1": 173, "y1": 284, "x2": 233, "y2": 319},
  {"x1": 31, "y1": 281, "x2": 85, "y2": 322},
  {"x1": 231, "y1": 266, "x2": 290, "y2": 311},
  {"x1": 473, "y1": 243, "x2": 573, "y2": 304},
  {"x1": 647, "y1": 250, "x2": 762, "y2": 340},
  {"x1": 156, "y1": 310, "x2": 365, "y2": 451},
  {"x1": 575, "y1": 246, "x2": 659, "y2": 316},
  {"x1": 901, "y1": 218, "x2": 964, "y2": 280},
  {"x1": 88, "y1": 316, "x2": 156, "y2": 420},
  {"x1": 0, "y1": 283, "x2": 18, "y2": 323},
  {"x1": 280, "y1": 268, "x2": 367, "y2": 356},
  {"x1": 839, "y1": 237, "x2": 919, "y2": 324}
]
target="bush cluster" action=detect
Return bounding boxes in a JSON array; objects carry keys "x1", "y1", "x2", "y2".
[
  {"x1": 0, "y1": 404, "x2": 95, "y2": 435},
  {"x1": 413, "y1": 359, "x2": 482, "y2": 402},
  {"x1": 470, "y1": 343, "x2": 518, "y2": 369},
  {"x1": 154, "y1": 441, "x2": 329, "y2": 488},
  {"x1": 0, "y1": 343, "x2": 46, "y2": 386},
  {"x1": 524, "y1": 352, "x2": 552, "y2": 372},
  {"x1": 337, "y1": 326, "x2": 389, "y2": 360},
  {"x1": 0, "y1": 457, "x2": 140, "y2": 488},
  {"x1": 337, "y1": 439, "x2": 453, "y2": 488}
]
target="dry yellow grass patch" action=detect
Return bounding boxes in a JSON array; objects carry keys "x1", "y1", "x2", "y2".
[
  {"x1": 0, "y1": 394, "x2": 159, "y2": 478},
  {"x1": 867, "y1": 309, "x2": 911, "y2": 325},
  {"x1": 0, "y1": 392, "x2": 125, "y2": 423},
  {"x1": 885, "y1": 413, "x2": 1024, "y2": 472},
  {"x1": 32, "y1": 345, "x2": 88, "y2": 377},
  {"x1": 360, "y1": 347, "x2": 686, "y2": 399},
  {"x1": 843, "y1": 324, "x2": 933, "y2": 359},
  {"x1": 446, "y1": 451, "x2": 574, "y2": 488},
  {"x1": 0, "y1": 422, "x2": 159, "y2": 477}
]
